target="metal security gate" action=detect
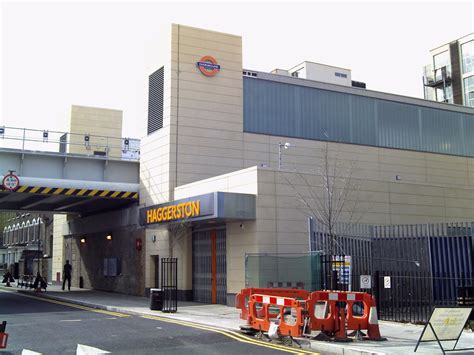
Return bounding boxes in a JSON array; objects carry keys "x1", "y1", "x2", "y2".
[
  {"x1": 192, "y1": 228, "x2": 227, "y2": 304},
  {"x1": 309, "y1": 218, "x2": 474, "y2": 323}
]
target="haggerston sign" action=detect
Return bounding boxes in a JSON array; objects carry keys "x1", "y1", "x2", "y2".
[
  {"x1": 139, "y1": 193, "x2": 215, "y2": 226},
  {"x1": 146, "y1": 200, "x2": 200, "y2": 224}
]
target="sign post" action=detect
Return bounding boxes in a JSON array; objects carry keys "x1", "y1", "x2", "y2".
[
  {"x1": 384, "y1": 276, "x2": 391, "y2": 289},
  {"x1": 414, "y1": 307, "x2": 473, "y2": 354}
]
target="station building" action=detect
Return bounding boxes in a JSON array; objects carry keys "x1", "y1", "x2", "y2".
[
  {"x1": 31, "y1": 24, "x2": 474, "y2": 305},
  {"x1": 130, "y1": 24, "x2": 474, "y2": 305}
]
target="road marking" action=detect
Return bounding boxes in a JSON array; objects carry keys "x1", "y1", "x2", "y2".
[
  {"x1": 0, "y1": 288, "x2": 130, "y2": 318},
  {"x1": 60, "y1": 319, "x2": 82, "y2": 322},
  {"x1": 141, "y1": 315, "x2": 318, "y2": 354}
]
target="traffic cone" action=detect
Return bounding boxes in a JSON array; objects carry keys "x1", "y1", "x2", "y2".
[
  {"x1": 364, "y1": 299, "x2": 387, "y2": 341},
  {"x1": 334, "y1": 307, "x2": 352, "y2": 342}
]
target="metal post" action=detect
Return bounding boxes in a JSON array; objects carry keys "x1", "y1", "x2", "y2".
[
  {"x1": 278, "y1": 142, "x2": 282, "y2": 170},
  {"x1": 22, "y1": 128, "x2": 26, "y2": 150}
]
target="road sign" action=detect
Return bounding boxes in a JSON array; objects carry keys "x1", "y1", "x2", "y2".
[
  {"x1": 2, "y1": 173, "x2": 20, "y2": 191},
  {"x1": 384, "y1": 276, "x2": 391, "y2": 289},
  {"x1": 360, "y1": 274, "x2": 371, "y2": 289}
]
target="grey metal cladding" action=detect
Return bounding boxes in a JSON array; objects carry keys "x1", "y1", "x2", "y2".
[
  {"x1": 148, "y1": 66, "x2": 164, "y2": 135},
  {"x1": 243, "y1": 77, "x2": 474, "y2": 158}
]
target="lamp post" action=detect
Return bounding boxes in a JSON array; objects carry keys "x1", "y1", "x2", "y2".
[{"x1": 278, "y1": 142, "x2": 292, "y2": 170}]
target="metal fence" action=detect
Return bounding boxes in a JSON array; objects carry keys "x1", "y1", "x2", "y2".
[
  {"x1": 0, "y1": 126, "x2": 140, "y2": 161},
  {"x1": 310, "y1": 218, "x2": 474, "y2": 323}
]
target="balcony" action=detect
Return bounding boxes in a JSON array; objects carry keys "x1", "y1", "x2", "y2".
[{"x1": 423, "y1": 65, "x2": 452, "y2": 88}]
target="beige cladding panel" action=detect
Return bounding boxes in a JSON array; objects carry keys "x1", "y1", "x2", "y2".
[
  {"x1": 68, "y1": 105, "x2": 123, "y2": 157},
  {"x1": 170, "y1": 25, "x2": 244, "y2": 187}
]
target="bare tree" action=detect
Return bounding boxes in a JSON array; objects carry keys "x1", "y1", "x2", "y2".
[
  {"x1": 281, "y1": 141, "x2": 368, "y2": 290},
  {"x1": 282, "y1": 141, "x2": 365, "y2": 254}
]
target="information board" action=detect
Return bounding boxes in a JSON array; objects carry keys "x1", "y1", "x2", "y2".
[{"x1": 415, "y1": 307, "x2": 473, "y2": 353}]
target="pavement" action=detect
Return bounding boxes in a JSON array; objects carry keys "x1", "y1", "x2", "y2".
[{"x1": 2, "y1": 284, "x2": 474, "y2": 355}]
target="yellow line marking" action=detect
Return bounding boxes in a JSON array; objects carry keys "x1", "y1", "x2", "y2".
[
  {"x1": 65, "y1": 188, "x2": 76, "y2": 196},
  {"x1": 41, "y1": 187, "x2": 52, "y2": 194},
  {"x1": 89, "y1": 189, "x2": 99, "y2": 196},
  {"x1": 0, "y1": 288, "x2": 129, "y2": 318},
  {"x1": 110, "y1": 191, "x2": 121, "y2": 198},
  {"x1": 29, "y1": 186, "x2": 40, "y2": 193},
  {"x1": 132, "y1": 193, "x2": 139, "y2": 199},
  {"x1": 53, "y1": 188, "x2": 64, "y2": 195},
  {"x1": 77, "y1": 189, "x2": 88, "y2": 196},
  {"x1": 141, "y1": 315, "x2": 318, "y2": 354},
  {"x1": 121, "y1": 191, "x2": 132, "y2": 198},
  {"x1": 99, "y1": 190, "x2": 110, "y2": 197},
  {"x1": 17, "y1": 186, "x2": 28, "y2": 192}
]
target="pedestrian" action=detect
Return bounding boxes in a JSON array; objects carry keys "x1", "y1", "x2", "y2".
[
  {"x1": 2, "y1": 271, "x2": 14, "y2": 287},
  {"x1": 62, "y1": 260, "x2": 72, "y2": 291},
  {"x1": 33, "y1": 272, "x2": 47, "y2": 292}
]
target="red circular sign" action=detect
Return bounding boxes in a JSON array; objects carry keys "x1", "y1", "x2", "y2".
[
  {"x1": 2, "y1": 173, "x2": 20, "y2": 191},
  {"x1": 197, "y1": 56, "x2": 220, "y2": 77},
  {"x1": 135, "y1": 238, "x2": 143, "y2": 251}
]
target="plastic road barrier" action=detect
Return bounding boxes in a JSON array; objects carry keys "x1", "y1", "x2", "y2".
[{"x1": 248, "y1": 294, "x2": 305, "y2": 338}]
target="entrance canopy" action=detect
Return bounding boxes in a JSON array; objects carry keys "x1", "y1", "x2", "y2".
[{"x1": 139, "y1": 192, "x2": 256, "y2": 227}]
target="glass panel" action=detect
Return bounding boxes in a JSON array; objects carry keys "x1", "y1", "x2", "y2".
[
  {"x1": 463, "y1": 76, "x2": 474, "y2": 107},
  {"x1": 433, "y1": 51, "x2": 451, "y2": 80},
  {"x1": 245, "y1": 253, "x2": 321, "y2": 291},
  {"x1": 461, "y1": 40, "x2": 474, "y2": 74}
]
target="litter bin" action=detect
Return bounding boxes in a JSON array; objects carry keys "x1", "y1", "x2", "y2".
[{"x1": 150, "y1": 288, "x2": 163, "y2": 311}]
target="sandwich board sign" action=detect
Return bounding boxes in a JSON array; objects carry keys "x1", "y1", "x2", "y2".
[{"x1": 414, "y1": 307, "x2": 473, "y2": 354}]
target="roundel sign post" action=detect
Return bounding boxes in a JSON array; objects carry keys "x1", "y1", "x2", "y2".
[
  {"x1": 2, "y1": 173, "x2": 20, "y2": 192},
  {"x1": 196, "y1": 56, "x2": 220, "y2": 77}
]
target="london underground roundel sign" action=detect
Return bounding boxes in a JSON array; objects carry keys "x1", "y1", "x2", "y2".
[
  {"x1": 197, "y1": 56, "x2": 220, "y2": 77},
  {"x1": 2, "y1": 173, "x2": 20, "y2": 191}
]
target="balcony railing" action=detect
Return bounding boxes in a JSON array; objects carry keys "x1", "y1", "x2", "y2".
[{"x1": 423, "y1": 65, "x2": 452, "y2": 87}]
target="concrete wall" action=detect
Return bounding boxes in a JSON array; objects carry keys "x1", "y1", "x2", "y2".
[
  {"x1": 66, "y1": 206, "x2": 145, "y2": 295},
  {"x1": 73, "y1": 227, "x2": 145, "y2": 296}
]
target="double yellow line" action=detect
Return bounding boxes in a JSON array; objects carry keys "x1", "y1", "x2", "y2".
[
  {"x1": 0, "y1": 288, "x2": 129, "y2": 318},
  {"x1": 2, "y1": 288, "x2": 318, "y2": 353},
  {"x1": 142, "y1": 314, "x2": 319, "y2": 354}
]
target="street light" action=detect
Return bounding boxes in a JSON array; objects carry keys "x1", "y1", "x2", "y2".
[{"x1": 278, "y1": 142, "x2": 292, "y2": 170}]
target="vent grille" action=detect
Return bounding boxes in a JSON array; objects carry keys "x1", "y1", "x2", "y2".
[{"x1": 148, "y1": 66, "x2": 164, "y2": 135}]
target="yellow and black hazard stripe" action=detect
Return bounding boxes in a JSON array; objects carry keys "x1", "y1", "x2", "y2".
[{"x1": 12, "y1": 186, "x2": 138, "y2": 199}]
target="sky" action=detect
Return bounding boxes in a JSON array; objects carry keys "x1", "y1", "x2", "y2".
[{"x1": 1, "y1": 1, "x2": 473, "y2": 139}]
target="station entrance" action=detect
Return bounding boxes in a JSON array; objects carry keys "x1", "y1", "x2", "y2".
[{"x1": 192, "y1": 227, "x2": 227, "y2": 304}]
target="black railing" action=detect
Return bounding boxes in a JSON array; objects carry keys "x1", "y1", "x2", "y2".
[
  {"x1": 320, "y1": 254, "x2": 474, "y2": 323},
  {"x1": 161, "y1": 257, "x2": 177, "y2": 313}
]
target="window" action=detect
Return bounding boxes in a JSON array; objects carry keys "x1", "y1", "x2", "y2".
[
  {"x1": 461, "y1": 40, "x2": 474, "y2": 74},
  {"x1": 463, "y1": 76, "x2": 474, "y2": 107},
  {"x1": 335, "y1": 72, "x2": 348, "y2": 78}
]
